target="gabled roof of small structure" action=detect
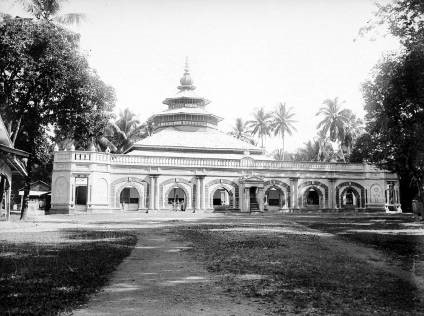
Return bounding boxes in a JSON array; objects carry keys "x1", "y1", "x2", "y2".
[
  {"x1": 0, "y1": 115, "x2": 28, "y2": 176},
  {"x1": 0, "y1": 115, "x2": 13, "y2": 148},
  {"x1": 18, "y1": 180, "x2": 51, "y2": 192}
]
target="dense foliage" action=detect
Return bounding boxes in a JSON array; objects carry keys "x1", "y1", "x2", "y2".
[
  {"x1": 0, "y1": 17, "x2": 115, "y2": 218},
  {"x1": 360, "y1": 49, "x2": 424, "y2": 209},
  {"x1": 353, "y1": 0, "x2": 424, "y2": 210}
]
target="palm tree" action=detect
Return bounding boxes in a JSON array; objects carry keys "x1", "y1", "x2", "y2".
[
  {"x1": 342, "y1": 110, "x2": 364, "y2": 158},
  {"x1": 110, "y1": 108, "x2": 145, "y2": 153},
  {"x1": 140, "y1": 118, "x2": 154, "y2": 138},
  {"x1": 14, "y1": 0, "x2": 85, "y2": 24},
  {"x1": 247, "y1": 108, "x2": 272, "y2": 148},
  {"x1": 316, "y1": 132, "x2": 335, "y2": 162},
  {"x1": 230, "y1": 118, "x2": 254, "y2": 144},
  {"x1": 316, "y1": 97, "x2": 350, "y2": 162},
  {"x1": 271, "y1": 102, "x2": 297, "y2": 160}
]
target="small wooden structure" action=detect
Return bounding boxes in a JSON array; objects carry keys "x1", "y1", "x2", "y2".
[{"x1": 18, "y1": 180, "x2": 51, "y2": 216}]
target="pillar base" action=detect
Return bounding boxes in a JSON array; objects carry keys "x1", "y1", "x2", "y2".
[{"x1": 49, "y1": 203, "x2": 75, "y2": 215}]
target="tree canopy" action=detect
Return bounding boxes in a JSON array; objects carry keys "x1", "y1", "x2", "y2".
[
  {"x1": 353, "y1": 0, "x2": 424, "y2": 210},
  {"x1": 0, "y1": 17, "x2": 115, "y2": 218},
  {"x1": 360, "y1": 49, "x2": 424, "y2": 208}
]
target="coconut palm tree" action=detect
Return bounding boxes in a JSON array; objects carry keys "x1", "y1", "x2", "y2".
[
  {"x1": 316, "y1": 133, "x2": 335, "y2": 162},
  {"x1": 271, "y1": 102, "x2": 297, "y2": 160},
  {"x1": 15, "y1": 0, "x2": 85, "y2": 24},
  {"x1": 140, "y1": 118, "x2": 154, "y2": 138},
  {"x1": 110, "y1": 108, "x2": 145, "y2": 153},
  {"x1": 230, "y1": 118, "x2": 254, "y2": 144},
  {"x1": 247, "y1": 108, "x2": 272, "y2": 148},
  {"x1": 316, "y1": 97, "x2": 350, "y2": 162},
  {"x1": 342, "y1": 110, "x2": 364, "y2": 158}
]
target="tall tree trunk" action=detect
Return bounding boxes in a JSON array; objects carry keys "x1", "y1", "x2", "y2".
[
  {"x1": 20, "y1": 155, "x2": 33, "y2": 220},
  {"x1": 282, "y1": 132, "x2": 285, "y2": 161},
  {"x1": 11, "y1": 117, "x2": 22, "y2": 146},
  {"x1": 339, "y1": 142, "x2": 346, "y2": 162}
]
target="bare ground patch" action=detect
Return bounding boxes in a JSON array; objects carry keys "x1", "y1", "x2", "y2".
[{"x1": 176, "y1": 218, "x2": 424, "y2": 315}]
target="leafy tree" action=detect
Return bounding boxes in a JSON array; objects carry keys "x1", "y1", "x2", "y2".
[
  {"x1": 316, "y1": 133, "x2": 336, "y2": 162},
  {"x1": 356, "y1": 0, "x2": 424, "y2": 211},
  {"x1": 272, "y1": 148, "x2": 294, "y2": 161},
  {"x1": 230, "y1": 118, "x2": 254, "y2": 144},
  {"x1": 2, "y1": 0, "x2": 85, "y2": 25},
  {"x1": 295, "y1": 140, "x2": 319, "y2": 161},
  {"x1": 316, "y1": 97, "x2": 350, "y2": 162},
  {"x1": 141, "y1": 118, "x2": 154, "y2": 138},
  {"x1": 341, "y1": 109, "x2": 364, "y2": 159},
  {"x1": 0, "y1": 17, "x2": 115, "y2": 219},
  {"x1": 360, "y1": 0, "x2": 424, "y2": 49},
  {"x1": 271, "y1": 102, "x2": 296, "y2": 160},
  {"x1": 361, "y1": 49, "x2": 424, "y2": 211},
  {"x1": 350, "y1": 133, "x2": 373, "y2": 163},
  {"x1": 247, "y1": 108, "x2": 272, "y2": 148}
]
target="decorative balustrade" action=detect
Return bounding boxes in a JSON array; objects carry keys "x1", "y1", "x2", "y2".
[{"x1": 54, "y1": 151, "x2": 379, "y2": 173}]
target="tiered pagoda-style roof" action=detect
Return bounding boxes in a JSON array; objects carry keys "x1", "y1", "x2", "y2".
[
  {"x1": 152, "y1": 59, "x2": 222, "y2": 131},
  {"x1": 127, "y1": 60, "x2": 268, "y2": 158}
]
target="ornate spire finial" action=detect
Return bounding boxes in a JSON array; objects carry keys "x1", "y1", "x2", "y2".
[
  {"x1": 184, "y1": 56, "x2": 189, "y2": 73},
  {"x1": 179, "y1": 56, "x2": 195, "y2": 91}
]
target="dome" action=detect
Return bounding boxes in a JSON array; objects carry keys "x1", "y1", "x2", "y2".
[
  {"x1": 180, "y1": 71, "x2": 193, "y2": 87},
  {"x1": 178, "y1": 63, "x2": 195, "y2": 90}
]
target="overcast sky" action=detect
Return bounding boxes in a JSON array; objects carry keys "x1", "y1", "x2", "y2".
[{"x1": 1, "y1": 0, "x2": 400, "y2": 152}]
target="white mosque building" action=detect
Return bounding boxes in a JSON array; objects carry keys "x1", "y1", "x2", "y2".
[{"x1": 50, "y1": 62, "x2": 401, "y2": 214}]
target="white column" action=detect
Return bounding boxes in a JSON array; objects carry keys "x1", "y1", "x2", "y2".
[
  {"x1": 87, "y1": 176, "x2": 92, "y2": 208},
  {"x1": 141, "y1": 184, "x2": 146, "y2": 209},
  {"x1": 290, "y1": 178, "x2": 298, "y2": 209},
  {"x1": 154, "y1": 176, "x2": 159, "y2": 210},
  {"x1": 149, "y1": 176, "x2": 155, "y2": 210},
  {"x1": 258, "y1": 188, "x2": 264, "y2": 212},
  {"x1": 245, "y1": 188, "x2": 250, "y2": 211},
  {"x1": 200, "y1": 177, "x2": 206, "y2": 210},
  {"x1": 69, "y1": 176, "x2": 75, "y2": 208},
  {"x1": 328, "y1": 179, "x2": 335, "y2": 209},
  {"x1": 195, "y1": 177, "x2": 201, "y2": 210}
]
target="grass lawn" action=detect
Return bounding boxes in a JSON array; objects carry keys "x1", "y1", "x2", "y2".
[
  {"x1": 177, "y1": 219, "x2": 424, "y2": 315},
  {"x1": 290, "y1": 214, "x2": 424, "y2": 276},
  {"x1": 0, "y1": 229, "x2": 137, "y2": 315}
]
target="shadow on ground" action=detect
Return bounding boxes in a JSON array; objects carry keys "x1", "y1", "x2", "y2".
[{"x1": 0, "y1": 229, "x2": 136, "y2": 315}]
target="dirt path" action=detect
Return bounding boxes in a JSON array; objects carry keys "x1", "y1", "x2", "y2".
[{"x1": 72, "y1": 227, "x2": 263, "y2": 316}]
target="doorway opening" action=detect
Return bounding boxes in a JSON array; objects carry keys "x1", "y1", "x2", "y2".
[
  {"x1": 265, "y1": 186, "x2": 285, "y2": 210},
  {"x1": 75, "y1": 186, "x2": 88, "y2": 211},
  {"x1": 168, "y1": 187, "x2": 186, "y2": 211},
  {"x1": 306, "y1": 188, "x2": 319, "y2": 207},
  {"x1": 212, "y1": 187, "x2": 233, "y2": 210},
  {"x1": 120, "y1": 187, "x2": 140, "y2": 211},
  {"x1": 249, "y1": 186, "x2": 259, "y2": 211}
]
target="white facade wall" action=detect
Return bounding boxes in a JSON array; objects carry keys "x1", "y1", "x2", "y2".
[{"x1": 50, "y1": 150, "x2": 400, "y2": 214}]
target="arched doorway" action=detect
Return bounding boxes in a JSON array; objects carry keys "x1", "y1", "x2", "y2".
[
  {"x1": 120, "y1": 187, "x2": 140, "y2": 211},
  {"x1": 168, "y1": 187, "x2": 186, "y2": 211},
  {"x1": 265, "y1": 186, "x2": 285, "y2": 211},
  {"x1": 305, "y1": 188, "x2": 320, "y2": 208},
  {"x1": 341, "y1": 188, "x2": 359, "y2": 209},
  {"x1": 212, "y1": 187, "x2": 232, "y2": 210}
]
